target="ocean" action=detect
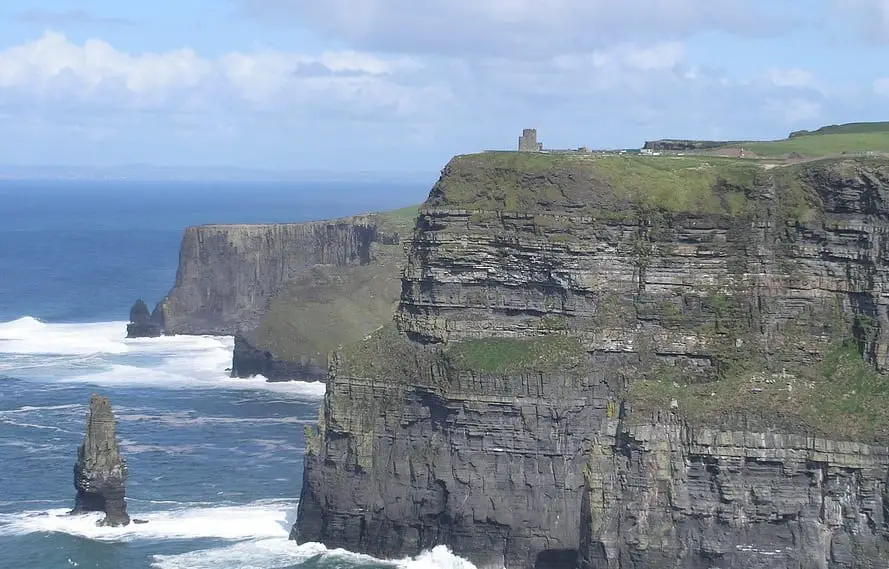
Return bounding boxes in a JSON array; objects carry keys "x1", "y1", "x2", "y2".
[{"x1": 0, "y1": 179, "x2": 470, "y2": 569}]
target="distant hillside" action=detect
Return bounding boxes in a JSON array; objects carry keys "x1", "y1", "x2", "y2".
[
  {"x1": 789, "y1": 122, "x2": 889, "y2": 138},
  {"x1": 724, "y1": 121, "x2": 889, "y2": 157},
  {"x1": 642, "y1": 121, "x2": 889, "y2": 159}
]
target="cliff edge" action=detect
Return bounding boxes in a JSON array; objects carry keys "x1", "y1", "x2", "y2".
[
  {"x1": 295, "y1": 152, "x2": 889, "y2": 568},
  {"x1": 143, "y1": 207, "x2": 415, "y2": 381}
]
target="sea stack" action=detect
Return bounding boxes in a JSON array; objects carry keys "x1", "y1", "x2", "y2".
[
  {"x1": 71, "y1": 393, "x2": 130, "y2": 527},
  {"x1": 126, "y1": 299, "x2": 163, "y2": 338}
]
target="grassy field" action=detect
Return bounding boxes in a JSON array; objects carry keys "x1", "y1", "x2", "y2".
[
  {"x1": 723, "y1": 121, "x2": 889, "y2": 157},
  {"x1": 376, "y1": 203, "x2": 420, "y2": 227},
  {"x1": 726, "y1": 132, "x2": 889, "y2": 157},
  {"x1": 789, "y1": 121, "x2": 889, "y2": 137},
  {"x1": 432, "y1": 152, "x2": 765, "y2": 215}
]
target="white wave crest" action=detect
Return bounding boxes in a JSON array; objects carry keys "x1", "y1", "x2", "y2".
[
  {"x1": 0, "y1": 317, "x2": 325, "y2": 397},
  {"x1": 152, "y1": 541, "x2": 481, "y2": 569},
  {"x1": 0, "y1": 317, "x2": 130, "y2": 355},
  {"x1": 0, "y1": 499, "x2": 296, "y2": 542}
]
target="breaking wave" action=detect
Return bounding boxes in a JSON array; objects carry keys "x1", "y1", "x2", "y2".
[
  {"x1": 152, "y1": 541, "x2": 480, "y2": 569},
  {"x1": 0, "y1": 499, "x2": 481, "y2": 569},
  {"x1": 0, "y1": 317, "x2": 325, "y2": 397},
  {"x1": 0, "y1": 499, "x2": 296, "y2": 541}
]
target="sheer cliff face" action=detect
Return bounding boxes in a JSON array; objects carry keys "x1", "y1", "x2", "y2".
[
  {"x1": 581, "y1": 416, "x2": 889, "y2": 569},
  {"x1": 296, "y1": 154, "x2": 889, "y2": 569},
  {"x1": 161, "y1": 215, "x2": 385, "y2": 335},
  {"x1": 156, "y1": 212, "x2": 410, "y2": 380}
]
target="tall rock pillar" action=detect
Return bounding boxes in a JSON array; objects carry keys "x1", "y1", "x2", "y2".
[{"x1": 71, "y1": 393, "x2": 130, "y2": 527}]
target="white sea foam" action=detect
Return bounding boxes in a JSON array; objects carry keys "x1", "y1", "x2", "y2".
[
  {"x1": 0, "y1": 317, "x2": 326, "y2": 398},
  {"x1": 152, "y1": 541, "x2": 481, "y2": 569},
  {"x1": 0, "y1": 317, "x2": 130, "y2": 355},
  {"x1": 0, "y1": 499, "x2": 296, "y2": 542}
]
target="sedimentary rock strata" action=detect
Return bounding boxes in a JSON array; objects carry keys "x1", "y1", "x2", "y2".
[
  {"x1": 71, "y1": 393, "x2": 130, "y2": 527},
  {"x1": 295, "y1": 153, "x2": 889, "y2": 569}
]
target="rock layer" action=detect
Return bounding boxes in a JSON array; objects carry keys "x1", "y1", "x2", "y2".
[
  {"x1": 295, "y1": 153, "x2": 889, "y2": 569},
  {"x1": 72, "y1": 393, "x2": 130, "y2": 527},
  {"x1": 581, "y1": 412, "x2": 889, "y2": 569}
]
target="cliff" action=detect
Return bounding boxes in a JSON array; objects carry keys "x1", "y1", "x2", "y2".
[
  {"x1": 295, "y1": 151, "x2": 889, "y2": 568},
  {"x1": 153, "y1": 208, "x2": 414, "y2": 381}
]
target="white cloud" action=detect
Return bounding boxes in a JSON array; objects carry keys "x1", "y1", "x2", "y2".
[
  {"x1": 0, "y1": 31, "x2": 430, "y2": 116},
  {"x1": 0, "y1": 27, "x2": 878, "y2": 170},
  {"x1": 827, "y1": 0, "x2": 889, "y2": 42},
  {"x1": 240, "y1": 0, "x2": 798, "y2": 57}
]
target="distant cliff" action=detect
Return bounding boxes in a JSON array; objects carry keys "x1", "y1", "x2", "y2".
[
  {"x1": 150, "y1": 208, "x2": 414, "y2": 381},
  {"x1": 295, "y1": 152, "x2": 889, "y2": 568}
]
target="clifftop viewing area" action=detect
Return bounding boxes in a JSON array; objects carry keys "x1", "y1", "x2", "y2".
[{"x1": 497, "y1": 121, "x2": 889, "y2": 163}]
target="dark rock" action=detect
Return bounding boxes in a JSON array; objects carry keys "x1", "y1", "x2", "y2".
[
  {"x1": 295, "y1": 155, "x2": 889, "y2": 569},
  {"x1": 133, "y1": 518, "x2": 149, "y2": 524},
  {"x1": 230, "y1": 334, "x2": 326, "y2": 382},
  {"x1": 126, "y1": 299, "x2": 163, "y2": 338},
  {"x1": 71, "y1": 393, "x2": 130, "y2": 527},
  {"x1": 158, "y1": 215, "x2": 406, "y2": 336}
]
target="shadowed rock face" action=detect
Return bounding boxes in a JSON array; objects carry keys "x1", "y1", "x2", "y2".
[
  {"x1": 71, "y1": 393, "x2": 130, "y2": 527},
  {"x1": 231, "y1": 333, "x2": 326, "y2": 382},
  {"x1": 126, "y1": 298, "x2": 163, "y2": 338},
  {"x1": 295, "y1": 155, "x2": 889, "y2": 569}
]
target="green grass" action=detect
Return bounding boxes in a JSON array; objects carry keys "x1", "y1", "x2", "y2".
[
  {"x1": 627, "y1": 340, "x2": 889, "y2": 443},
  {"x1": 430, "y1": 152, "x2": 764, "y2": 215},
  {"x1": 377, "y1": 203, "x2": 420, "y2": 223},
  {"x1": 443, "y1": 336, "x2": 586, "y2": 374},
  {"x1": 725, "y1": 132, "x2": 889, "y2": 157},
  {"x1": 790, "y1": 121, "x2": 889, "y2": 137},
  {"x1": 247, "y1": 263, "x2": 402, "y2": 365}
]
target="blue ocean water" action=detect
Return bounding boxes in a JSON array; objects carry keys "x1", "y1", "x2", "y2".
[{"x1": 0, "y1": 180, "x2": 469, "y2": 569}]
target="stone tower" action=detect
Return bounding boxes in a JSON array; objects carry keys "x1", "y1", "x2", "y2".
[{"x1": 518, "y1": 128, "x2": 542, "y2": 152}]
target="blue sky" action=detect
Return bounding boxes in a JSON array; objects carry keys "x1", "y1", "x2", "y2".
[{"x1": 0, "y1": 0, "x2": 887, "y2": 172}]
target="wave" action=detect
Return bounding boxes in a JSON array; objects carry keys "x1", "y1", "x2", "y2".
[
  {"x1": 0, "y1": 316, "x2": 326, "y2": 398},
  {"x1": 0, "y1": 317, "x2": 131, "y2": 355},
  {"x1": 0, "y1": 499, "x2": 297, "y2": 542},
  {"x1": 152, "y1": 541, "x2": 480, "y2": 569}
]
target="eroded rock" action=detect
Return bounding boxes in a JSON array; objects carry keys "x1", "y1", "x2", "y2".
[
  {"x1": 71, "y1": 393, "x2": 130, "y2": 527},
  {"x1": 126, "y1": 299, "x2": 163, "y2": 338}
]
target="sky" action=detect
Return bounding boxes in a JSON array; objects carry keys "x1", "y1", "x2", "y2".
[{"x1": 0, "y1": 0, "x2": 888, "y2": 173}]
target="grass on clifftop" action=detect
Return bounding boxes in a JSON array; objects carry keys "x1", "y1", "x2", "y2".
[
  {"x1": 627, "y1": 340, "x2": 889, "y2": 443},
  {"x1": 443, "y1": 335, "x2": 587, "y2": 374},
  {"x1": 429, "y1": 152, "x2": 763, "y2": 215},
  {"x1": 724, "y1": 131, "x2": 889, "y2": 158},
  {"x1": 375, "y1": 204, "x2": 420, "y2": 231}
]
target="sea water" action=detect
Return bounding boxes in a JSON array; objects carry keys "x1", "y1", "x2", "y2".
[{"x1": 0, "y1": 180, "x2": 473, "y2": 569}]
